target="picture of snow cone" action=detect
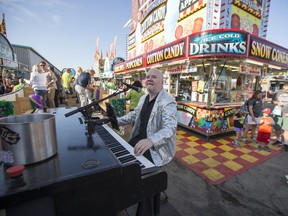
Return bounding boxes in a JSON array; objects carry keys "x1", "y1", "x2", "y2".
[
  {"x1": 175, "y1": 25, "x2": 183, "y2": 39},
  {"x1": 252, "y1": 24, "x2": 259, "y2": 36},
  {"x1": 231, "y1": 14, "x2": 240, "y2": 29},
  {"x1": 192, "y1": 17, "x2": 203, "y2": 33}
]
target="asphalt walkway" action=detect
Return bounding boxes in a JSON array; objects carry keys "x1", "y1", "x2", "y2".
[{"x1": 122, "y1": 125, "x2": 288, "y2": 216}]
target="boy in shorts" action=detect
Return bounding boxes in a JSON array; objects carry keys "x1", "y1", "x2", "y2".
[{"x1": 257, "y1": 108, "x2": 275, "y2": 152}]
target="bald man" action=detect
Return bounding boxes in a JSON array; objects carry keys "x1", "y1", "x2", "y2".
[
  {"x1": 117, "y1": 68, "x2": 177, "y2": 215},
  {"x1": 118, "y1": 68, "x2": 177, "y2": 166}
]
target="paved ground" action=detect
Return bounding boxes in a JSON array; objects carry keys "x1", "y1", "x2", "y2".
[
  {"x1": 162, "y1": 151, "x2": 288, "y2": 216},
  {"x1": 124, "y1": 126, "x2": 288, "y2": 216}
]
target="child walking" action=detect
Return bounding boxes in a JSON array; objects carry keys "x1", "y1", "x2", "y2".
[
  {"x1": 257, "y1": 108, "x2": 275, "y2": 152},
  {"x1": 233, "y1": 106, "x2": 247, "y2": 148}
]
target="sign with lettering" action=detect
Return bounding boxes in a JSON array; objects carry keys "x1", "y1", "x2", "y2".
[
  {"x1": 128, "y1": 31, "x2": 136, "y2": 51},
  {"x1": 125, "y1": 55, "x2": 144, "y2": 71},
  {"x1": 141, "y1": 3, "x2": 166, "y2": 42},
  {"x1": 2, "y1": 59, "x2": 18, "y2": 68},
  {"x1": 224, "y1": 107, "x2": 238, "y2": 119},
  {"x1": 239, "y1": 63, "x2": 261, "y2": 75},
  {"x1": 146, "y1": 39, "x2": 186, "y2": 66},
  {"x1": 188, "y1": 30, "x2": 248, "y2": 57},
  {"x1": 232, "y1": 0, "x2": 262, "y2": 18},
  {"x1": 249, "y1": 36, "x2": 288, "y2": 68},
  {"x1": 177, "y1": 104, "x2": 196, "y2": 116},
  {"x1": 0, "y1": 33, "x2": 14, "y2": 60},
  {"x1": 0, "y1": 126, "x2": 20, "y2": 145},
  {"x1": 114, "y1": 63, "x2": 125, "y2": 73},
  {"x1": 166, "y1": 65, "x2": 187, "y2": 74}
]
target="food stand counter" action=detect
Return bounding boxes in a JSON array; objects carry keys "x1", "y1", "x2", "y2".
[{"x1": 177, "y1": 101, "x2": 242, "y2": 140}]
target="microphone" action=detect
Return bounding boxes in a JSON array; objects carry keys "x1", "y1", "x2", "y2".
[{"x1": 123, "y1": 82, "x2": 142, "y2": 93}]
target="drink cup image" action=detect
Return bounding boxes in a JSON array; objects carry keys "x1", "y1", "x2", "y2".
[{"x1": 43, "y1": 106, "x2": 47, "y2": 113}]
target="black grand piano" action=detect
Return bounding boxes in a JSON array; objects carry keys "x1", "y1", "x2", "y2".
[{"x1": 0, "y1": 107, "x2": 167, "y2": 216}]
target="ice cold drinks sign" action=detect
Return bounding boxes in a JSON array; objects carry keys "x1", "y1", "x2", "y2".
[{"x1": 188, "y1": 31, "x2": 248, "y2": 57}]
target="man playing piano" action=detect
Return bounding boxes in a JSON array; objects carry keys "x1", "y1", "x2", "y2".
[{"x1": 117, "y1": 68, "x2": 177, "y2": 215}]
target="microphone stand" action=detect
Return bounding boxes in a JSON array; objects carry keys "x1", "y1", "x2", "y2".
[{"x1": 65, "y1": 87, "x2": 129, "y2": 137}]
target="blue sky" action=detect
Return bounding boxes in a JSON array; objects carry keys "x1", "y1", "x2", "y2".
[
  {"x1": 0, "y1": 0, "x2": 287, "y2": 71},
  {"x1": 0, "y1": 0, "x2": 131, "y2": 71}
]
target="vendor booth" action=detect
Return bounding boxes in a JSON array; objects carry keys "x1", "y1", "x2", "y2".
[
  {"x1": 0, "y1": 32, "x2": 29, "y2": 100},
  {"x1": 113, "y1": 0, "x2": 288, "y2": 139},
  {"x1": 114, "y1": 29, "x2": 288, "y2": 139}
]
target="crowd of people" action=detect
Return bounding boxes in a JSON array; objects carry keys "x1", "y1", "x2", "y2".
[
  {"x1": 1, "y1": 60, "x2": 153, "y2": 114},
  {"x1": 25, "y1": 61, "x2": 61, "y2": 108},
  {"x1": 0, "y1": 70, "x2": 26, "y2": 94},
  {"x1": 232, "y1": 84, "x2": 288, "y2": 153},
  {"x1": 1, "y1": 60, "x2": 100, "y2": 109}
]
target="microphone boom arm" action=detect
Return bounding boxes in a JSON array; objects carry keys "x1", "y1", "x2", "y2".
[
  {"x1": 65, "y1": 88, "x2": 129, "y2": 118},
  {"x1": 65, "y1": 87, "x2": 129, "y2": 137}
]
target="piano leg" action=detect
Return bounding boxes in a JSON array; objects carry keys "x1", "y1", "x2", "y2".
[
  {"x1": 154, "y1": 191, "x2": 169, "y2": 215},
  {"x1": 153, "y1": 193, "x2": 161, "y2": 216}
]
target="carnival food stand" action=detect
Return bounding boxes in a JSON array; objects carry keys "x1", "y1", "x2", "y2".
[
  {"x1": 114, "y1": 29, "x2": 288, "y2": 139},
  {"x1": 175, "y1": 30, "x2": 259, "y2": 138},
  {"x1": 0, "y1": 32, "x2": 29, "y2": 102},
  {"x1": 111, "y1": 0, "x2": 288, "y2": 139}
]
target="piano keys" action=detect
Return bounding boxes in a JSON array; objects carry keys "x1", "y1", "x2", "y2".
[{"x1": 96, "y1": 124, "x2": 158, "y2": 175}]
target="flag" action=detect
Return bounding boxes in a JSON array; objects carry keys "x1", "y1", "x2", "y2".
[
  {"x1": 0, "y1": 13, "x2": 7, "y2": 37},
  {"x1": 94, "y1": 37, "x2": 100, "y2": 60},
  {"x1": 94, "y1": 37, "x2": 100, "y2": 76},
  {"x1": 113, "y1": 36, "x2": 117, "y2": 58}
]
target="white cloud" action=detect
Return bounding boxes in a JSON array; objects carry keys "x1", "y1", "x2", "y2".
[
  {"x1": 16, "y1": 5, "x2": 39, "y2": 19},
  {"x1": 51, "y1": 14, "x2": 61, "y2": 24},
  {"x1": 0, "y1": 0, "x2": 41, "y2": 21},
  {"x1": 42, "y1": 0, "x2": 67, "y2": 7}
]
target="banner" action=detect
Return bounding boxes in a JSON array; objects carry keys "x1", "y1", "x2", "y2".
[
  {"x1": 188, "y1": 30, "x2": 248, "y2": 57},
  {"x1": 0, "y1": 32, "x2": 13, "y2": 60},
  {"x1": 146, "y1": 39, "x2": 186, "y2": 66},
  {"x1": 0, "y1": 14, "x2": 6, "y2": 37},
  {"x1": 249, "y1": 36, "x2": 288, "y2": 68},
  {"x1": 125, "y1": 55, "x2": 144, "y2": 71}
]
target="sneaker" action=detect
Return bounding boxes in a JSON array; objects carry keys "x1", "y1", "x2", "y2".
[
  {"x1": 241, "y1": 137, "x2": 246, "y2": 143},
  {"x1": 234, "y1": 144, "x2": 242, "y2": 148},
  {"x1": 233, "y1": 140, "x2": 239, "y2": 147},
  {"x1": 272, "y1": 140, "x2": 282, "y2": 146},
  {"x1": 265, "y1": 146, "x2": 271, "y2": 152},
  {"x1": 251, "y1": 137, "x2": 257, "y2": 143},
  {"x1": 258, "y1": 145, "x2": 263, "y2": 151},
  {"x1": 233, "y1": 143, "x2": 241, "y2": 148}
]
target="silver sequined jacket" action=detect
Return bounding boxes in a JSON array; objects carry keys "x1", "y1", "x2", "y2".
[{"x1": 117, "y1": 88, "x2": 177, "y2": 166}]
